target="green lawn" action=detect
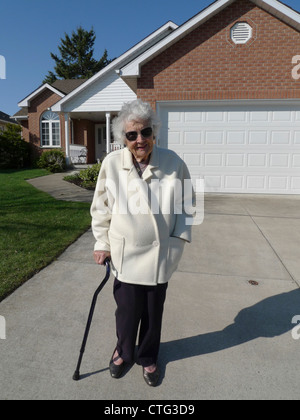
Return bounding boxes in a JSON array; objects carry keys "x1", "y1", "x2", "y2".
[{"x1": 0, "y1": 169, "x2": 92, "y2": 301}]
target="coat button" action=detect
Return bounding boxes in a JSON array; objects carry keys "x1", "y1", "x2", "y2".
[{"x1": 152, "y1": 241, "x2": 159, "y2": 247}]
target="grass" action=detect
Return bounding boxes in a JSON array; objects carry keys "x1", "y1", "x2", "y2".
[{"x1": 0, "y1": 169, "x2": 92, "y2": 301}]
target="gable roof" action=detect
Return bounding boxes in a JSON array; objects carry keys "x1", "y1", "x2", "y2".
[
  {"x1": 120, "y1": 0, "x2": 300, "y2": 78},
  {"x1": 13, "y1": 107, "x2": 28, "y2": 120},
  {"x1": 0, "y1": 110, "x2": 13, "y2": 123},
  {"x1": 18, "y1": 79, "x2": 86, "y2": 108},
  {"x1": 0, "y1": 110, "x2": 18, "y2": 125},
  {"x1": 51, "y1": 79, "x2": 87, "y2": 95},
  {"x1": 18, "y1": 83, "x2": 65, "y2": 108},
  {"x1": 52, "y1": 21, "x2": 178, "y2": 112}
]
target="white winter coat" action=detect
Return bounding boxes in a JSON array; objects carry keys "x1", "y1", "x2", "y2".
[{"x1": 90, "y1": 145, "x2": 193, "y2": 286}]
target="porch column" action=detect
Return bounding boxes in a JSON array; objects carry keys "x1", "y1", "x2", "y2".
[
  {"x1": 106, "y1": 112, "x2": 111, "y2": 154},
  {"x1": 64, "y1": 113, "x2": 70, "y2": 165}
]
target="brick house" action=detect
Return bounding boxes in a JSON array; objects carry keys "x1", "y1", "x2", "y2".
[
  {"x1": 14, "y1": 22, "x2": 176, "y2": 164},
  {"x1": 15, "y1": 0, "x2": 300, "y2": 194},
  {"x1": 14, "y1": 79, "x2": 87, "y2": 162},
  {"x1": 0, "y1": 110, "x2": 18, "y2": 132}
]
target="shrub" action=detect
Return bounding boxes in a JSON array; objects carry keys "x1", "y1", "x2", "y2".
[
  {"x1": 78, "y1": 163, "x2": 101, "y2": 189},
  {"x1": 38, "y1": 150, "x2": 66, "y2": 173},
  {"x1": 63, "y1": 163, "x2": 101, "y2": 189},
  {"x1": 0, "y1": 124, "x2": 30, "y2": 169}
]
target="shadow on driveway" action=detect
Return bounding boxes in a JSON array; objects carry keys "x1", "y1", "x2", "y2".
[{"x1": 159, "y1": 288, "x2": 300, "y2": 379}]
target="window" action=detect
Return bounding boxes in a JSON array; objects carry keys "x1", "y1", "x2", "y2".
[
  {"x1": 40, "y1": 111, "x2": 60, "y2": 147},
  {"x1": 230, "y1": 22, "x2": 252, "y2": 44}
]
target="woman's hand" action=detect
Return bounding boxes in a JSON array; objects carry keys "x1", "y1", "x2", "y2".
[{"x1": 93, "y1": 250, "x2": 111, "y2": 265}]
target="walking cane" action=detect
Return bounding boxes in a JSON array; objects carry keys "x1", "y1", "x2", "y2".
[{"x1": 73, "y1": 258, "x2": 111, "y2": 381}]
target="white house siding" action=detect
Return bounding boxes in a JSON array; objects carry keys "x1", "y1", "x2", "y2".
[
  {"x1": 158, "y1": 101, "x2": 300, "y2": 194},
  {"x1": 63, "y1": 72, "x2": 137, "y2": 113}
]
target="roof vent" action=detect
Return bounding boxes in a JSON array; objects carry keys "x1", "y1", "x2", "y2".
[{"x1": 231, "y1": 22, "x2": 252, "y2": 44}]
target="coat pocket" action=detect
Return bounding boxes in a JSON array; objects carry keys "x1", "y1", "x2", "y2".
[
  {"x1": 166, "y1": 236, "x2": 185, "y2": 278},
  {"x1": 108, "y1": 231, "x2": 125, "y2": 275}
]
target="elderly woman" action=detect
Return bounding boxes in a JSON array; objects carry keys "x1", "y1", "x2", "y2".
[{"x1": 91, "y1": 99, "x2": 193, "y2": 387}]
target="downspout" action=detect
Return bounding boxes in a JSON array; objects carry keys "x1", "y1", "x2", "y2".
[
  {"x1": 106, "y1": 112, "x2": 111, "y2": 154},
  {"x1": 64, "y1": 112, "x2": 71, "y2": 166}
]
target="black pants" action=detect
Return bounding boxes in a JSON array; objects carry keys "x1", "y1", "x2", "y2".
[{"x1": 113, "y1": 278, "x2": 168, "y2": 367}]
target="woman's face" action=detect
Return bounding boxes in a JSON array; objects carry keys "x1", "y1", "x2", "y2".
[{"x1": 124, "y1": 119, "x2": 154, "y2": 163}]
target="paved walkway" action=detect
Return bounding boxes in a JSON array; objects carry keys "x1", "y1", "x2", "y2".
[
  {"x1": 0, "y1": 172, "x2": 300, "y2": 400},
  {"x1": 27, "y1": 171, "x2": 94, "y2": 202}
]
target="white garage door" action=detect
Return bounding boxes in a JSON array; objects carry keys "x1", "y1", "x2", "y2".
[{"x1": 158, "y1": 102, "x2": 300, "y2": 194}]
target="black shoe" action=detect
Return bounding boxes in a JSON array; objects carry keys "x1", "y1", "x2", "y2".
[
  {"x1": 143, "y1": 366, "x2": 160, "y2": 387},
  {"x1": 109, "y1": 351, "x2": 126, "y2": 379}
]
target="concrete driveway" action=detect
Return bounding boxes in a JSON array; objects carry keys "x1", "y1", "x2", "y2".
[{"x1": 0, "y1": 185, "x2": 300, "y2": 400}]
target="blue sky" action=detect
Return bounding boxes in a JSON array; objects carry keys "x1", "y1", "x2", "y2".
[{"x1": 0, "y1": 0, "x2": 299, "y2": 116}]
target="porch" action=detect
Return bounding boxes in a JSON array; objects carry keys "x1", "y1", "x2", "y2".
[
  {"x1": 63, "y1": 111, "x2": 122, "y2": 165},
  {"x1": 70, "y1": 142, "x2": 122, "y2": 164}
]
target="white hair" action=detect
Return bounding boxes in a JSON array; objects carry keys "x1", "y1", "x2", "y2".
[{"x1": 112, "y1": 99, "x2": 161, "y2": 144}]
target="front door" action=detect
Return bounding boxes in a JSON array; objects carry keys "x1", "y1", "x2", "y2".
[{"x1": 95, "y1": 124, "x2": 106, "y2": 162}]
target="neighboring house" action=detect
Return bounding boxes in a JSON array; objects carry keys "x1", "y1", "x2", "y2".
[
  {"x1": 0, "y1": 111, "x2": 18, "y2": 132},
  {"x1": 14, "y1": 79, "x2": 88, "y2": 162},
  {"x1": 15, "y1": 0, "x2": 300, "y2": 194},
  {"x1": 14, "y1": 22, "x2": 177, "y2": 165}
]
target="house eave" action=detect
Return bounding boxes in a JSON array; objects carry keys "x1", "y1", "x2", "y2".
[
  {"x1": 18, "y1": 83, "x2": 65, "y2": 107},
  {"x1": 255, "y1": 0, "x2": 300, "y2": 29},
  {"x1": 12, "y1": 115, "x2": 28, "y2": 120},
  {"x1": 52, "y1": 21, "x2": 178, "y2": 112}
]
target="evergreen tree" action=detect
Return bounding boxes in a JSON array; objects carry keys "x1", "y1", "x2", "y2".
[{"x1": 43, "y1": 26, "x2": 112, "y2": 83}]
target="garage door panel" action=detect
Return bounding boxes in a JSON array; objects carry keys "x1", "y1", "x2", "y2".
[
  {"x1": 159, "y1": 103, "x2": 300, "y2": 194},
  {"x1": 205, "y1": 153, "x2": 223, "y2": 166},
  {"x1": 292, "y1": 155, "x2": 300, "y2": 166},
  {"x1": 184, "y1": 131, "x2": 202, "y2": 145},
  {"x1": 228, "y1": 111, "x2": 247, "y2": 122},
  {"x1": 184, "y1": 153, "x2": 201, "y2": 165},
  {"x1": 271, "y1": 131, "x2": 290, "y2": 144},
  {"x1": 226, "y1": 154, "x2": 245, "y2": 166},
  {"x1": 184, "y1": 111, "x2": 203, "y2": 122},
  {"x1": 247, "y1": 176, "x2": 266, "y2": 190},
  {"x1": 249, "y1": 131, "x2": 268, "y2": 144},
  {"x1": 270, "y1": 154, "x2": 290, "y2": 167},
  {"x1": 204, "y1": 176, "x2": 222, "y2": 189},
  {"x1": 205, "y1": 131, "x2": 224, "y2": 144},
  {"x1": 292, "y1": 177, "x2": 300, "y2": 189},
  {"x1": 227, "y1": 131, "x2": 246, "y2": 144},
  {"x1": 272, "y1": 110, "x2": 293, "y2": 122},
  {"x1": 248, "y1": 153, "x2": 267, "y2": 167},
  {"x1": 295, "y1": 132, "x2": 300, "y2": 143},
  {"x1": 250, "y1": 111, "x2": 269, "y2": 122}
]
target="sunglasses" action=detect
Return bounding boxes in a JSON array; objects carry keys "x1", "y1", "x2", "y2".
[{"x1": 125, "y1": 127, "x2": 153, "y2": 141}]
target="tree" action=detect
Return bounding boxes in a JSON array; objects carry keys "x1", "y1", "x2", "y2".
[
  {"x1": 0, "y1": 123, "x2": 30, "y2": 168},
  {"x1": 43, "y1": 27, "x2": 112, "y2": 83}
]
